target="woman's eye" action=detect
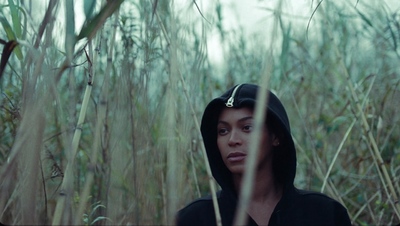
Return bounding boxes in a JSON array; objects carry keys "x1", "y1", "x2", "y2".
[
  {"x1": 218, "y1": 128, "x2": 228, "y2": 135},
  {"x1": 243, "y1": 125, "x2": 253, "y2": 132}
]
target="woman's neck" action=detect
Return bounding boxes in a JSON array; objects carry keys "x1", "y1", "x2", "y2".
[
  {"x1": 233, "y1": 168, "x2": 282, "y2": 202},
  {"x1": 233, "y1": 171, "x2": 283, "y2": 225}
]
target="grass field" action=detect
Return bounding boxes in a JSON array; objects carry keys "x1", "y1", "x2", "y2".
[{"x1": 0, "y1": 0, "x2": 399, "y2": 225}]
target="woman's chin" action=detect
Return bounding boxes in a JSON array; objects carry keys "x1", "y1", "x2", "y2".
[{"x1": 227, "y1": 164, "x2": 245, "y2": 175}]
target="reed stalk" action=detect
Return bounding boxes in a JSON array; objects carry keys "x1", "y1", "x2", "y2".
[
  {"x1": 166, "y1": 1, "x2": 179, "y2": 224},
  {"x1": 155, "y1": 4, "x2": 223, "y2": 225},
  {"x1": 321, "y1": 119, "x2": 356, "y2": 192},
  {"x1": 51, "y1": 74, "x2": 92, "y2": 225},
  {"x1": 318, "y1": 2, "x2": 400, "y2": 220},
  {"x1": 322, "y1": 69, "x2": 377, "y2": 193},
  {"x1": 73, "y1": 5, "x2": 120, "y2": 223},
  {"x1": 189, "y1": 145, "x2": 202, "y2": 198},
  {"x1": 178, "y1": 73, "x2": 223, "y2": 226},
  {"x1": 50, "y1": 0, "x2": 124, "y2": 223},
  {"x1": 18, "y1": 104, "x2": 45, "y2": 225},
  {"x1": 233, "y1": 1, "x2": 282, "y2": 225},
  {"x1": 0, "y1": 100, "x2": 46, "y2": 225},
  {"x1": 52, "y1": 33, "x2": 89, "y2": 226},
  {"x1": 337, "y1": 27, "x2": 400, "y2": 222},
  {"x1": 71, "y1": 41, "x2": 96, "y2": 225},
  {"x1": 1, "y1": 0, "x2": 399, "y2": 225},
  {"x1": 0, "y1": 1, "x2": 57, "y2": 221}
]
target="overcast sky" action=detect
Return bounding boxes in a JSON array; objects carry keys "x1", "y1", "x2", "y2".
[
  {"x1": 12, "y1": 0, "x2": 400, "y2": 68},
  {"x1": 187, "y1": 0, "x2": 400, "y2": 66}
]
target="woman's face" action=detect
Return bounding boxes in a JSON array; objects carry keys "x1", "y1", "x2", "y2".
[{"x1": 217, "y1": 107, "x2": 278, "y2": 175}]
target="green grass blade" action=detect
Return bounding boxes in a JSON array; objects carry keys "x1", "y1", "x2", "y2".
[
  {"x1": 355, "y1": 8, "x2": 373, "y2": 28},
  {"x1": 77, "y1": 0, "x2": 124, "y2": 42},
  {"x1": 83, "y1": 0, "x2": 96, "y2": 21},
  {"x1": 0, "y1": 15, "x2": 22, "y2": 60},
  {"x1": 7, "y1": 0, "x2": 21, "y2": 38}
]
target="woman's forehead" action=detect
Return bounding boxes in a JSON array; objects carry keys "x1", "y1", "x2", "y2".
[{"x1": 218, "y1": 107, "x2": 254, "y2": 121}]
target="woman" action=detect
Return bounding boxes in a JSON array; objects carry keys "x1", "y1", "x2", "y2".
[{"x1": 177, "y1": 84, "x2": 351, "y2": 225}]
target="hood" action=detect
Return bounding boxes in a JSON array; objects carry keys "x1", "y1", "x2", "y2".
[{"x1": 200, "y1": 83, "x2": 296, "y2": 195}]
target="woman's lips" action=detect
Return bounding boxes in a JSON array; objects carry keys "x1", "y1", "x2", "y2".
[{"x1": 227, "y1": 152, "x2": 246, "y2": 162}]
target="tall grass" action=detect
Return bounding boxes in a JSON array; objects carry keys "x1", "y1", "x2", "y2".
[{"x1": 0, "y1": 0, "x2": 399, "y2": 225}]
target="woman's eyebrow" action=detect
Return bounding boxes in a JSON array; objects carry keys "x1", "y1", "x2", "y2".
[
  {"x1": 217, "y1": 121, "x2": 229, "y2": 125},
  {"x1": 218, "y1": 116, "x2": 253, "y2": 124},
  {"x1": 238, "y1": 116, "x2": 253, "y2": 123}
]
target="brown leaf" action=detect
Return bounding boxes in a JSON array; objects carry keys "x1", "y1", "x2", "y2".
[{"x1": 0, "y1": 39, "x2": 18, "y2": 80}]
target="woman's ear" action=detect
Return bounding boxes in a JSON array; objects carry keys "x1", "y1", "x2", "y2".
[{"x1": 272, "y1": 134, "x2": 280, "y2": 146}]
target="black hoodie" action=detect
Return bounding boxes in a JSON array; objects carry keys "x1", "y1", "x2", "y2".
[{"x1": 177, "y1": 84, "x2": 351, "y2": 226}]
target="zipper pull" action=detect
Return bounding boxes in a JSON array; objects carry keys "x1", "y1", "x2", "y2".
[
  {"x1": 226, "y1": 97, "x2": 234, "y2": 107},
  {"x1": 225, "y1": 84, "x2": 242, "y2": 107}
]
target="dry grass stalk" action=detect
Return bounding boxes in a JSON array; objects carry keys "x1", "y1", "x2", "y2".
[
  {"x1": 51, "y1": 70, "x2": 93, "y2": 224},
  {"x1": 72, "y1": 41, "x2": 96, "y2": 225},
  {"x1": 335, "y1": 25, "x2": 400, "y2": 223},
  {"x1": 18, "y1": 105, "x2": 45, "y2": 224},
  {"x1": 155, "y1": 6, "x2": 223, "y2": 226},
  {"x1": 1, "y1": 0, "x2": 399, "y2": 225},
  {"x1": 321, "y1": 119, "x2": 356, "y2": 192},
  {"x1": 1, "y1": 100, "x2": 45, "y2": 224},
  {"x1": 233, "y1": 1, "x2": 282, "y2": 225},
  {"x1": 318, "y1": 2, "x2": 400, "y2": 221},
  {"x1": 166, "y1": 2, "x2": 179, "y2": 224},
  {"x1": 73, "y1": 4, "x2": 119, "y2": 223}
]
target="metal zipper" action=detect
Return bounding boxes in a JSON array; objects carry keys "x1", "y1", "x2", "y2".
[{"x1": 225, "y1": 84, "x2": 243, "y2": 107}]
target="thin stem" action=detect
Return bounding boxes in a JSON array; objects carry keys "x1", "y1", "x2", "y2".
[
  {"x1": 73, "y1": 7, "x2": 119, "y2": 225},
  {"x1": 155, "y1": 7, "x2": 222, "y2": 226},
  {"x1": 233, "y1": 1, "x2": 282, "y2": 225},
  {"x1": 318, "y1": 3, "x2": 400, "y2": 220},
  {"x1": 321, "y1": 119, "x2": 356, "y2": 192}
]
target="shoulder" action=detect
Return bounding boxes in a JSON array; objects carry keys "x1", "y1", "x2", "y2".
[
  {"x1": 178, "y1": 195, "x2": 215, "y2": 214},
  {"x1": 295, "y1": 189, "x2": 343, "y2": 205},
  {"x1": 176, "y1": 191, "x2": 237, "y2": 226},
  {"x1": 294, "y1": 189, "x2": 348, "y2": 212},
  {"x1": 281, "y1": 189, "x2": 351, "y2": 225},
  {"x1": 176, "y1": 194, "x2": 216, "y2": 226}
]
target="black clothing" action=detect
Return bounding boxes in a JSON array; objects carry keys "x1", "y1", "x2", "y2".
[
  {"x1": 177, "y1": 84, "x2": 351, "y2": 226},
  {"x1": 178, "y1": 189, "x2": 351, "y2": 226}
]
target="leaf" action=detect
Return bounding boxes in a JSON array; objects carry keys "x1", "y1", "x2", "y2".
[
  {"x1": 387, "y1": 19, "x2": 397, "y2": 51},
  {"x1": 91, "y1": 216, "x2": 111, "y2": 225},
  {"x1": 0, "y1": 15, "x2": 23, "y2": 60},
  {"x1": 355, "y1": 8, "x2": 373, "y2": 28},
  {"x1": 77, "y1": 0, "x2": 124, "y2": 42},
  {"x1": 151, "y1": 0, "x2": 158, "y2": 24},
  {"x1": 0, "y1": 39, "x2": 18, "y2": 80},
  {"x1": 84, "y1": 0, "x2": 96, "y2": 21},
  {"x1": 90, "y1": 203, "x2": 106, "y2": 217},
  {"x1": 8, "y1": 0, "x2": 21, "y2": 38}
]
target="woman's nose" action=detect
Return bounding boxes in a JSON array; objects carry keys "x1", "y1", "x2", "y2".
[{"x1": 228, "y1": 130, "x2": 242, "y2": 146}]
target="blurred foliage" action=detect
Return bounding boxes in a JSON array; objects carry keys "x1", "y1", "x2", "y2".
[{"x1": 0, "y1": 0, "x2": 399, "y2": 225}]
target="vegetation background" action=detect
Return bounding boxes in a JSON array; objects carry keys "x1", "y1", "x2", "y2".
[{"x1": 0, "y1": 0, "x2": 399, "y2": 225}]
